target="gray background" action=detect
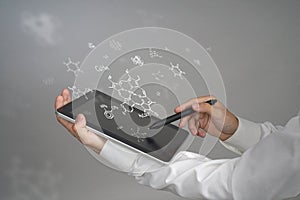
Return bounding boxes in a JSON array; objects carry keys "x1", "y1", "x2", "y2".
[{"x1": 1, "y1": 0, "x2": 300, "y2": 199}]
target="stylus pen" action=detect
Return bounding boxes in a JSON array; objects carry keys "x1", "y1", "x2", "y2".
[{"x1": 149, "y1": 99, "x2": 217, "y2": 129}]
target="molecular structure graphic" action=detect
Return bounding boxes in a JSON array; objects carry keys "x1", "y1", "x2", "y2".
[
  {"x1": 42, "y1": 77, "x2": 55, "y2": 86},
  {"x1": 206, "y1": 46, "x2": 212, "y2": 52},
  {"x1": 103, "y1": 54, "x2": 109, "y2": 59},
  {"x1": 63, "y1": 57, "x2": 83, "y2": 77},
  {"x1": 99, "y1": 104, "x2": 119, "y2": 119},
  {"x1": 6, "y1": 157, "x2": 61, "y2": 200},
  {"x1": 130, "y1": 127, "x2": 147, "y2": 142},
  {"x1": 95, "y1": 64, "x2": 110, "y2": 72},
  {"x1": 152, "y1": 70, "x2": 164, "y2": 81},
  {"x1": 149, "y1": 48, "x2": 162, "y2": 58},
  {"x1": 68, "y1": 85, "x2": 91, "y2": 99},
  {"x1": 131, "y1": 55, "x2": 144, "y2": 66},
  {"x1": 109, "y1": 39, "x2": 122, "y2": 51},
  {"x1": 108, "y1": 69, "x2": 158, "y2": 117},
  {"x1": 169, "y1": 62, "x2": 186, "y2": 79},
  {"x1": 88, "y1": 42, "x2": 96, "y2": 49}
]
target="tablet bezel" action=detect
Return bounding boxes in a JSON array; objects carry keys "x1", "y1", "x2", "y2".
[{"x1": 56, "y1": 90, "x2": 191, "y2": 164}]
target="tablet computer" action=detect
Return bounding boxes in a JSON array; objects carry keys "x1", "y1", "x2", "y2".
[{"x1": 56, "y1": 90, "x2": 190, "y2": 163}]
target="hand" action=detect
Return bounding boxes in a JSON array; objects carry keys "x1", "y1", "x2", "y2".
[
  {"x1": 55, "y1": 88, "x2": 107, "y2": 153},
  {"x1": 175, "y1": 96, "x2": 239, "y2": 141}
]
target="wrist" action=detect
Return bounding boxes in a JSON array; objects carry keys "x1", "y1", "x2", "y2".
[
  {"x1": 220, "y1": 116, "x2": 239, "y2": 141},
  {"x1": 87, "y1": 138, "x2": 107, "y2": 154}
]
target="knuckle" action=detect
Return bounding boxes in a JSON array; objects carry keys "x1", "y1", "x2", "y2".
[{"x1": 192, "y1": 98, "x2": 198, "y2": 103}]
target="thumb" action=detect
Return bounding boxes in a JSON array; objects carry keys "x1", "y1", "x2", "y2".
[
  {"x1": 75, "y1": 114, "x2": 90, "y2": 144},
  {"x1": 74, "y1": 114, "x2": 106, "y2": 153},
  {"x1": 75, "y1": 114, "x2": 86, "y2": 129}
]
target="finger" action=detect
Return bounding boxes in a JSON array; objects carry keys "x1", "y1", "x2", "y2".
[
  {"x1": 74, "y1": 114, "x2": 106, "y2": 152},
  {"x1": 175, "y1": 95, "x2": 216, "y2": 113},
  {"x1": 192, "y1": 102, "x2": 212, "y2": 115},
  {"x1": 62, "y1": 88, "x2": 71, "y2": 104},
  {"x1": 179, "y1": 115, "x2": 192, "y2": 128},
  {"x1": 199, "y1": 112, "x2": 205, "y2": 119},
  {"x1": 175, "y1": 98, "x2": 198, "y2": 113},
  {"x1": 74, "y1": 114, "x2": 89, "y2": 143},
  {"x1": 55, "y1": 95, "x2": 63, "y2": 109},
  {"x1": 198, "y1": 116, "x2": 223, "y2": 138},
  {"x1": 55, "y1": 94, "x2": 76, "y2": 134},
  {"x1": 188, "y1": 116, "x2": 198, "y2": 135},
  {"x1": 197, "y1": 128, "x2": 207, "y2": 138},
  {"x1": 56, "y1": 116, "x2": 76, "y2": 134}
]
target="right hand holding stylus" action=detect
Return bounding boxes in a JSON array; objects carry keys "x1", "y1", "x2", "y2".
[{"x1": 175, "y1": 96, "x2": 239, "y2": 141}]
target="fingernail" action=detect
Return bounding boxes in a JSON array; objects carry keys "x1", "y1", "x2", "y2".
[{"x1": 199, "y1": 131, "x2": 206, "y2": 138}]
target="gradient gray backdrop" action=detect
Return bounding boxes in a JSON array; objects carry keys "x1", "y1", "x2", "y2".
[{"x1": 1, "y1": 0, "x2": 300, "y2": 199}]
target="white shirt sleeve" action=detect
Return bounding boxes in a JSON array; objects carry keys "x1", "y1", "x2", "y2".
[
  {"x1": 99, "y1": 141, "x2": 238, "y2": 199},
  {"x1": 231, "y1": 116, "x2": 300, "y2": 200},
  {"x1": 220, "y1": 116, "x2": 284, "y2": 154},
  {"x1": 94, "y1": 116, "x2": 300, "y2": 200}
]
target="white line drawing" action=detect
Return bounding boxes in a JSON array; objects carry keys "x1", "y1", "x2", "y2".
[
  {"x1": 99, "y1": 104, "x2": 119, "y2": 119},
  {"x1": 206, "y1": 46, "x2": 212, "y2": 52},
  {"x1": 169, "y1": 62, "x2": 186, "y2": 79},
  {"x1": 42, "y1": 77, "x2": 55, "y2": 86},
  {"x1": 193, "y1": 59, "x2": 201, "y2": 66},
  {"x1": 149, "y1": 48, "x2": 162, "y2": 58},
  {"x1": 68, "y1": 85, "x2": 91, "y2": 99},
  {"x1": 120, "y1": 103, "x2": 134, "y2": 114},
  {"x1": 131, "y1": 55, "x2": 144, "y2": 66},
  {"x1": 152, "y1": 70, "x2": 164, "y2": 81},
  {"x1": 108, "y1": 69, "x2": 158, "y2": 117},
  {"x1": 156, "y1": 91, "x2": 161, "y2": 96},
  {"x1": 138, "y1": 112, "x2": 151, "y2": 118},
  {"x1": 130, "y1": 127, "x2": 147, "y2": 142},
  {"x1": 88, "y1": 42, "x2": 96, "y2": 49},
  {"x1": 103, "y1": 54, "x2": 109, "y2": 59},
  {"x1": 109, "y1": 39, "x2": 122, "y2": 51},
  {"x1": 63, "y1": 57, "x2": 83, "y2": 77},
  {"x1": 95, "y1": 65, "x2": 110, "y2": 72},
  {"x1": 6, "y1": 157, "x2": 61, "y2": 200}
]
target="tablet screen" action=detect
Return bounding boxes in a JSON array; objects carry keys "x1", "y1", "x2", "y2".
[{"x1": 57, "y1": 90, "x2": 189, "y2": 162}]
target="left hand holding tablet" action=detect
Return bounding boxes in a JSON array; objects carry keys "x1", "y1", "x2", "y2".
[{"x1": 55, "y1": 88, "x2": 106, "y2": 154}]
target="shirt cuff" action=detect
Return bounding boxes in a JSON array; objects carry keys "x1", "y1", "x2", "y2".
[
  {"x1": 99, "y1": 140, "x2": 163, "y2": 175},
  {"x1": 221, "y1": 117, "x2": 262, "y2": 153},
  {"x1": 99, "y1": 140, "x2": 139, "y2": 172}
]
